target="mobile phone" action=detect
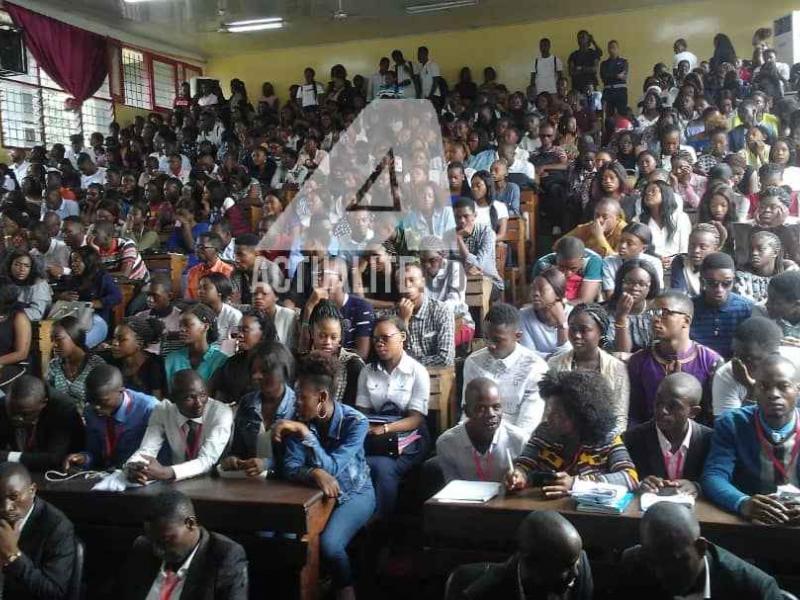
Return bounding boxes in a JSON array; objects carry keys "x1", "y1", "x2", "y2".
[
  {"x1": 658, "y1": 486, "x2": 679, "y2": 496},
  {"x1": 529, "y1": 471, "x2": 558, "y2": 486}
]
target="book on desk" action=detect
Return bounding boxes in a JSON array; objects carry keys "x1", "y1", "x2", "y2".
[
  {"x1": 432, "y1": 480, "x2": 502, "y2": 504},
  {"x1": 571, "y1": 480, "x2": 635, "y2": 515}
]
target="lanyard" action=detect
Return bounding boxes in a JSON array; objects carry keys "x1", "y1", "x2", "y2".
[
  {"x1": 181, "y1": 422, "x2": 204, "y2": 460},
  {"x1": 104, "y1": 393, "x2": 133, "y2": 459},
  {"x1": 472, "y1": 449, "x2": 493, "y2": 482},
  {"x1": 754, "y1": 414, "x2": 800, "y2": 483}
]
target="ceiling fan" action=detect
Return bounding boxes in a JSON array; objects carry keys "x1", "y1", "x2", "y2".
[{"x1": 329, "y1": 0, "x2": 372, "y2": 22}]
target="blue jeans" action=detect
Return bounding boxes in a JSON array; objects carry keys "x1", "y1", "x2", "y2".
[
  {"x1": 86, "y1": 315, "x2": 108, "y2": 348},
  {"x1": 320, "y1": 483, "x2": 375, "y2": 589}
]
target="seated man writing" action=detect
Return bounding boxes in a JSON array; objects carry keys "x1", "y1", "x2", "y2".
[
  {"x1": 126, "y1": 369, "x2": 233, "y2": 483},
  {"x1": 437, "y1": 377, "x2": 527, "y2": 483},
  {"x1": 623, "y1": 373, "x2": 712, "y2": 497},
  {"x1": 63, "y1": 365, "x2": 161, "y2": 471},
  {"x1": 445, "y1": 510, "x2": 593, "y2": 600},
  {"x1": 0, "y1": 462, "x2": 76, "y2": 600},
  {"x1": 531, "y1": 236, "x2": 602, "y2": 305},
  {"x1": 702, "y1": 354, "x2": 800, "y2": 524},
  {"x1": 0, "y1": 375, "x2": 84, "y2": 471}
]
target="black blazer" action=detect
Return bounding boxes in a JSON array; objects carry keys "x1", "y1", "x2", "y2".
[
  {"x1": 622, "y1": 420, "x2": 712, "y2": 483},
  {"x1": 0, "y1": 396, "x2": 86, "y2": 471},
  {"x1": 616, "y1": 542, "x2": 783, "y2": 599},
  {"x1": 4, "y1": 497, "x2": 76, "y2": 600},
  {"x1": 445, "y1": 552, "x2": 593, "y2": 600},
  {"x1": 117, "y1": 528, "x2": 248, "y2": 600}
]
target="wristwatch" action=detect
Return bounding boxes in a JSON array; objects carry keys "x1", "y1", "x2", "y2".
[{"x1": 4, "y1": 550, "x2": 21, "y2": 568}]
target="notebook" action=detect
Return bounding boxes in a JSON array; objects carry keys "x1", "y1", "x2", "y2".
[
  {"x1": 640, "y1": 491, "x2": 696, "y2": 512},
  {"x1": 571, "y1": 480, "x2": 634, "y2": 514},
  {"x1": 432, "y1": 480, "x2": 502, "y2": 504}
]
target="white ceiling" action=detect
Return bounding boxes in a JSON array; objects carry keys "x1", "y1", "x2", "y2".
[{"x1": 21, "y1": 0, "x2": 683, "y2": 58}]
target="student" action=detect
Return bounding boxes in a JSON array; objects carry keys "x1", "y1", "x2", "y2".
[
  {"x1": 568, "y1": 30, "x2": 602, "y2": 92},
  {"x1": 445, "y1": 511, "x2": 593, "y2": 600},
  {"x1": 446, "y1": 197, "x2": 504, "y2": 298},
  {"x1": 396, "y1": 262, "x2": 454, "y2": 366},
  {"x1": 130, "y1": 277, "x2": 183, "y2": 355},
  {"x1": 126, "y1": 369, "x2": 233, "y2": 483},
  {"x1": 733, "y1": 231, "x2": 785, "y2": 304},
  {"x1": 490, "y1": 160, "x2": 521, "y2": 216},
  {"x1": 600, "y1": 40, "x2": 629, "y2": 115},
  {"x1": 703, "y1": 354, "x2": 800, "y2": 522},
  {"x1": 299, "y1": 257, "x2": 374, "y2": 360},
  {"x1": 531, "y1": 38, "x2": 564, "y2": 95},
  {"x1": 603, "y1": 258, "x2": 661, "y2": 354},
  {"x1": 506, "y1": 370, "x2": 639, "y2": 495},
  {"x1": 109, "y1": 319, "x2": 167, "y2": 399},
  {"x1": 0, "y1": 248, "x2": 52, "y2": 322},
  {"x1": 117, "y1": 490, "x2": 248, "y2": 600},
  {"x1": 628, "y1": 291, "x2": 723, "y2": 426},
  {"x1": 220, "y1": 341, "x2": 295, "y2": 476},
  {"x1": 463, "y1": 303, "x2": 548, "y2": 436},
  {"x1": 673, "y1": 38, "x2": 698, "y2": 70},
  {"x1": 165, "y1": 304, "x2": 228, "y2": 389},
  {"x1": 277, "y1": 352, "x2": 374, "y2": 600},
  {"x1": 618, "y1": 502, "x2": 782, "y2": 598},
  {"x1": 184, "y1": 232, "x2": 235, "y2": 301},
  {"x1": 690, "y1": 252, "x2": 753, "y2": 360},
  {"x1": 532, "y1": 236, "x2": 603, "y2": 305},
  {"x1": 437, "y1": 378, "x2": 527, "y2": 484},
  {"x1": 670, "y1": 223, "x2": 723, "y2": 296},
  {"x1": 0, "y1": 462, "x2": 76, "y2": 600},
  {"x1": 623, "y1": 373, "x2": 712, "y2": 496},
  {"x1": 564, "y1": 198, "x2": 626, "y2": 258},
  {"x1": 548, "y1": 303, "x2": 630, "y2": 433},
  {"x1": 639, "y1": 180, "x2": 691, "y2": 266},
  {"x1": 520, "y1": 266, "x2": 572, "y2": 359},
  {"x1": 47, "y1": 316, "x2": 106, "y2": 413},
  {"x1": 28, "y1": 221, "x2": 70, "y2": 279},
  {"x1": 601, "y1": 222, "x2": 664, "y2": 300},
  {"x1": 356, "y1": 316, "x2": 430, "y2": 518},
  {"x1": 0, "y1": 375, "x2": 84, "y2": 471},
  {"x1": 63, "y1": 365, "x2": 160, "y2": 471},
  {"x1": 758, "y1": 270, "x2": 800, "y2": 340},
  {"x1": 471, "y1": 170, "x2": 508, "y2": 240},
  {"x1": 197, "y1": 272, "x2": 242, "y2": 356}
]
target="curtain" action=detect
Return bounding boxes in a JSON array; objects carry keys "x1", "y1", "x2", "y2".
[{"x1": 6, "y1": 3, "x2": 108, "y2": 106}]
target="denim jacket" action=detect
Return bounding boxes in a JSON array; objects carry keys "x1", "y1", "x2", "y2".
[
  {"x1": 283, "y1": 403, "x2": 372, "y2": 504},
  {"x1": 228, "y1": 386, "x2": 295, "y2": 472}
]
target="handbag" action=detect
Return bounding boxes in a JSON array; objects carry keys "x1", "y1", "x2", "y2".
[
  {"x1": 47, "y1": 301, "x2": 94, "y2": 330},
  {"x1": 364, "y1": 412, "x2": 422, "y2": 458}
]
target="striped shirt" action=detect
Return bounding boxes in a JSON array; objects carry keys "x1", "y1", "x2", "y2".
[
  {"x1": 401, "y1": 294, "x2": 455, "y2": 366},
  {"x1": 98, "y1": 238, "x2": 149, "y2": 282},
  {"x1": 445, "y1": 224, "x2": 503, "y2": 291},
  {"x1": 690, "y1": 293, "x2": 753, "y2": 360},
  {"x1": 515, "y1": 427, "x2": 639, "y2": 491}
]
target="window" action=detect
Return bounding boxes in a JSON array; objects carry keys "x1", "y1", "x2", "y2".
[
  {"x1": 121, "y1": 47, "x2": 152, "y2": 110},
  {"x1": 153, "y1": 60, "x2": 176, "y2": 109},
  {"x1": 0, "y1": 46, "x2": 115, "y2": 149}
]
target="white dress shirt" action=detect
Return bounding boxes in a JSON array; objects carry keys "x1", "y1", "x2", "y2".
[
  {"x1": 127, "y1": 398, "x2": 233, "y2": 481},
  {"x1": 417, "y1": 60, "x2": 441, "y2": 98},
  {"x1": 216, "y1": 303, "x2": 243, "y2": 356},
  {"x1": 10, "y1": 159, "x2": 30, "y2": 184},
  {"x1": 656, "y1": 422, "x2": 692, "y2": 480},
  {"x1": 436, "y1": 420, "x2": 528, "y2": 483},
  {"x1": 273, "y1": 305, "x2": 298, "y2": 350},
  {"x1": 462, "y1": 344, "x2": 548, "y2": 436},
  {"x1": 356, "y1": 352, "x2": 430, "y2": 416},
  {"x1": 643, "y1": 211, "x2": 691, "y2": 257},
  {"x1": 31, "y1": 237, "x2": 70, "y2": 272},
  {"x1": 144, "y1": 539, "x2": 201, "y2": 600},
  {"x1": 80, "y1": 167, "x2": 107, "y2": 190},
  {"x1": 676, "y1": 556, "x2": 710, "y2": 600}
]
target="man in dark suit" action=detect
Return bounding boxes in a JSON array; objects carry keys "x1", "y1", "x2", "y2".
[
  {"x1": 617, "y1": 502, "x2": 783, "y2": 599},
  {"x1": 117, "y1": 490, "x2": 248, "y2": 600},
  {"x1": 0, "y1": 462, "x2": 76, "y2": 599},
  {"x1": 445, "y1": 511, "x2": 592, "y2": 600},
  {"x1": 0, "y1": 376, "x2": 85, "y2": 472},
  {"x1": 623, "y1": 373, "x2": 713, "y2": 496}
]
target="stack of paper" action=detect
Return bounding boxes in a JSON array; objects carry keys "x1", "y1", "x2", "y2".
[
  {"x1": 640, "y1": 492, "x2": 696, "y2": 512},
  {"x1": 570, "y1": 479, "x2": 634, "y2": 514},
  {"x1": 432, "y1": 480, "x2": 502, "y2": 504}
]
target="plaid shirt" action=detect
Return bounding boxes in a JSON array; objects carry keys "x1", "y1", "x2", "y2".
[{"x1": 402, "y1": 294, "x2": 455, "y2": 366}]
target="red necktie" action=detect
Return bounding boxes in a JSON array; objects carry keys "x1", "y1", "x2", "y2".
[
  {"x1": 159, "y1": 570, "x2": 180, "y2": 600},
  {"x1": 105, "y1": 418, "x2": 118, "y2": 459}
]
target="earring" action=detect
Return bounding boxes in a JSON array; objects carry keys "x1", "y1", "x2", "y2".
[{"x1": 317, "y1": 402, "x2": 328, "y2": 420}]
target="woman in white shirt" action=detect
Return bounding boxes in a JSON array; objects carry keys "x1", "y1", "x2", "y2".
[
  {"x1": 471, "y1": 170, "x2": 508, "y2": 240},
  {"x1": 638, "y1": 180, "x2": 691, "y2": 267},
  {"x1": 770, "y1": 138, "x2": 800, "y2": 192},
  {"x1": 252, "y1": 280, "x2": 297, "y2": 351},
  {"x1": 356, "y1": 316, "x2": 430, "y2": 518},
  {"x1": 197, "y1": 273, "x2": 242, "y2": 356}
]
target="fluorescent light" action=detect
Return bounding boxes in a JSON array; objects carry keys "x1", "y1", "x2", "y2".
[
  {"x1": 123, "y1": 0, "x2": 161, "y2": 3},
  {"x1": 225, "y1": 21, "x2": 284, "y2": 33},
  {"x1": 406, "y1": 0, "x2": 477, "y2": 14},
  {"x1": 226, "y1": 16, "x2": 283, "y2": 26}
]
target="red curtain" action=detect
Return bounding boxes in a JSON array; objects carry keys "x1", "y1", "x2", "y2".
[{"x1": 6, "y1": 3, "x2": 108, "y2": 106}]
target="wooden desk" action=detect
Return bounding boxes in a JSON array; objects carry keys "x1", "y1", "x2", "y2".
[
  {"x1": 143, "y1": 253, "x2": 188, "y2": 298},
  {"x1": 424, "y1": 488, "x2": 800, "y2": 563},
  {"x1": 36, "y1": 475, "x2": 334, "y2": 600},
  {"x1": 427, "y1": 366, "x2": 456, "y2": 433}
]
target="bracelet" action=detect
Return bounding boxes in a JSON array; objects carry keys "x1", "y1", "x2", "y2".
[
  {"x1": 4, "y1": 551, "x2": 21, "y2": 568},
  {"x1": 613, "y1": 321, "x2": 628, "y2": 329}
]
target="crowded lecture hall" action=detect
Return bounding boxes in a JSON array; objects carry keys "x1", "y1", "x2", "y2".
[{"x1": 0, "y1": 0, "x2": 799, "y2": 598}]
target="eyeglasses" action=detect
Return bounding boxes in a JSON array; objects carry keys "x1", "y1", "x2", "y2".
[
  {"x1": 650, "y1": 307, "x2": 691, "y2": 319},
  {"x1": 372, "y1": 332, "x2": 402, "y2": 345},
  {"x1": 702, "y1": 278, "x2": 734, "y2": 289}
]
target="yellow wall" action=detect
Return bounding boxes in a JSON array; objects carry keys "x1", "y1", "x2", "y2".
[
  {"x1": 113, "y1": 103, "x2": 154, "y2": 128},
  {"x1": 208, "y1": 0, "x2": 799, "y2": 103}
]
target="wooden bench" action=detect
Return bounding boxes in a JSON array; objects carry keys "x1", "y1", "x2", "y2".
[
  {"x1": 143, "y1": 253, "x2": 188, "y2": 298},
  {"x1": 250, "y1": 205, "x2": 264, "y2": 234},
  {"x1": 466, "y1": 274, "x2": 492, "y2": 338},
  {"x1": 112, "y1": 279, "x2": 137, "y2": 328},
  {"x1": 427, "y1": 365, "x2": 456, "y2": 433},
  {"x1": 32, "y1": 320, "x2": 54, "y2": 380},
  {"x1": 520, "y1": 191, "x2": 538, "y2": 273},
  {"x1": 503, "y1": 216, "x2": 527, "y2": 305}
]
